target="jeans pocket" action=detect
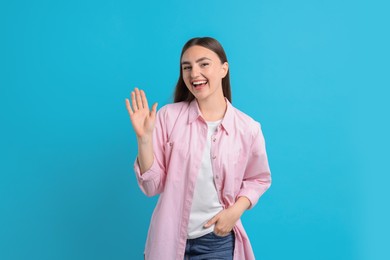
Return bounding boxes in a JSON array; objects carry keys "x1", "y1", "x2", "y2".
[{"x1": 212, "y1": 231, "x2": 233, "y2": 239}]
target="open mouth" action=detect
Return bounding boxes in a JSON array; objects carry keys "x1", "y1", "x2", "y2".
[{"x1": 192, "y1": 80, "x2": 208, "y2": 89}]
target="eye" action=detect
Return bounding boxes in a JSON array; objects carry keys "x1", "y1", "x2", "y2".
[
  {"x1": 182, "y1": 66, "x2": 191, "y2": 71},
  {"x1": 201, "y1": 63, "x2": 209, "y2": 67}
]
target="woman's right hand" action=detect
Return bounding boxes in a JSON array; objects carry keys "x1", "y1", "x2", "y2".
[{"x1": 125, "y1": 88, "x2": 158, "y2": 140}]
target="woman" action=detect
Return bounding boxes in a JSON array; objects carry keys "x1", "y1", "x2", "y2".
[{"x1": 125, "y1": 37, "x2": 271, "y2": 260}]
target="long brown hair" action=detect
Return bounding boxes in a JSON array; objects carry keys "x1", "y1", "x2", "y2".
[{"x1": 173, "y1": 37, "x2": 232, "y2": 103}]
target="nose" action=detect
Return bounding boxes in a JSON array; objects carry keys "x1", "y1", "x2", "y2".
[{"x1": 190, "y1": 65, "x2": 200, "y2": 79}]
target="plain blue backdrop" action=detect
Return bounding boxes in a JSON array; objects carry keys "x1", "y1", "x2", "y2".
[{"x1": 1, "y1": 0, "x2": 389, "y2": 259}]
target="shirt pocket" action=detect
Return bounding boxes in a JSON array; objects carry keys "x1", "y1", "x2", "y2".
[{"x1": 164, "y1": 141, "x2": 189, "y2": 172}]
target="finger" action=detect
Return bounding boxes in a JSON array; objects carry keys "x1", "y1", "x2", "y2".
[
  {"x1": 135, "y1": 88, "x2": 143, "y2": 109},
  {"x1": 125, "y1": 98, "x2": 133, "y2": 116},
  {"x1": 213, "y1": 228, "x2": 225, "y2": 236},
  {"x1": 150, "y1": 103, "x2": 158, "y2": 118},
  {"x1": 140, "y1": 90, "x2": 149, "y2": 110},
  {"x1": 215, "y1": 230, "x2": 229, "y2": 237},
  {"x1": 213, "y1": 223, "x2": 227, "y2": 236},
  {"x1": 204, "y1": 214, "x2": 219, "y2": 228},
  {"x1": 131, "y1": 91, "x2": 138, "y2": 111}
]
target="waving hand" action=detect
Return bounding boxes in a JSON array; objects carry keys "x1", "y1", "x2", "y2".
[{"x1": 125, "y1": 88, "x2": 158, "y2": 139}]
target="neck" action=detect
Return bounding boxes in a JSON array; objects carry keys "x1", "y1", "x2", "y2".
[{"x1": 196, "y1": 95, "x2": 227, "y2": 121}]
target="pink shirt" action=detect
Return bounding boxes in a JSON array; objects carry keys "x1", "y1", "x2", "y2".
[{"x1": 134, "y1": 99, "x2": 271, "y2": 260}]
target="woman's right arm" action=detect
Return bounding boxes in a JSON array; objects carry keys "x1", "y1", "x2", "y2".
[{"x1": 125, "y1": 88, "x2": 158, "y2": 175}]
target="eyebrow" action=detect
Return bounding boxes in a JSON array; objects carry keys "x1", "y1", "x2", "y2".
[{"x1": 181, "y1": 57, "x2": 211, "y2": 65}]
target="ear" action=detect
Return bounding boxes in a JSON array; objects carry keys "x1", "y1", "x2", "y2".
[{"x1": 221, "y1": 62, "x2": 229, "y2": 78}]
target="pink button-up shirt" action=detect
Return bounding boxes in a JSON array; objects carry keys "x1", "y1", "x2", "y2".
[{"x1": 134, "y1": 99, "x2": 271, "y2": 260}]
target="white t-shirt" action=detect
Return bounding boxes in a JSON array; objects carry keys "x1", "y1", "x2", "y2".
[{"x1": 187, "y1": 120, "x2": 224, "y2": 239}]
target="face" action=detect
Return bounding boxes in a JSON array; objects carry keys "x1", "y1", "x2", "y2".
[{"x1": 181, "y1": 45, "x2": 228, "y2": 102}]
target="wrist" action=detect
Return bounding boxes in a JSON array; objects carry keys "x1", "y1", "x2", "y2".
[
  {"x1": 232, "y1": 196, "x2": 251, "y2": 214},
  {"x1": 137, "y1": 134, "x2": 153, "y2": 145}
]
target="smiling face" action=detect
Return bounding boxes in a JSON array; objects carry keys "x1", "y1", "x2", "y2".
[{"x1": 181, "y1": 45, "x2": 228, "y2": 102}]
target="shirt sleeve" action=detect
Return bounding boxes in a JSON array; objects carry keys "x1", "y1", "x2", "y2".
[
  {"x1": 133, "y1": 107, "x2": 167, "y2": 197},
  {"x1": 236, "y1": 122, "x2": 272, "y2": 209}
]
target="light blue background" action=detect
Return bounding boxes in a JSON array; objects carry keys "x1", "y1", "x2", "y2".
[{"x1": 1, "y1": 0, "x2": 389, "y2": 259}]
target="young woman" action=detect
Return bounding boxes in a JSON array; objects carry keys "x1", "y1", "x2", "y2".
[{"x1": 125, "y1": 37, "x2": 271, "y2": 260}]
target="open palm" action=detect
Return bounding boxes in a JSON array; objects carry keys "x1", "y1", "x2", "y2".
[{"x1": 125, "y1": 88, "x2": 158, "y2": 138}]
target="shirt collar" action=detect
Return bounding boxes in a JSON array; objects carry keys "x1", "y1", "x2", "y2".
[{"x1": 188, "y1": 98, "x2": 234, "y2": 135}]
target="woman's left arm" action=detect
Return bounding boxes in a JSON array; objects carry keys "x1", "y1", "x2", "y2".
[
  {"x1": 236, "y1": 122, "x2": 272, "y2": 209},
  {"x1": 204, "y1": 123, "x2": 272, "y2": 236}
]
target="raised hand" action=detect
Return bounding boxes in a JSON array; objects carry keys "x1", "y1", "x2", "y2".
[{"x1": 125, "y1": 88, "x2": 158, "y2": 140}]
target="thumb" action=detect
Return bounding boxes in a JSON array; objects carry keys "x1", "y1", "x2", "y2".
[
  {"x1": 150, "y1": 102, "x2": 158, "y2": 117},
  {"x1": 204, "y1": 213, "x2": 220, "y2": 228}
]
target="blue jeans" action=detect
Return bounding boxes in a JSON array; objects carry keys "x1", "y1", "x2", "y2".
[{"x1": 184, "y1": 231, "x2": 235, "y2": 260}]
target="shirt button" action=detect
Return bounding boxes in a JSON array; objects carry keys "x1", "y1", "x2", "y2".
[
  {"x1": 216, "y1": 175, "x2": 219, "y2": 179},
  {"x1": 212, "y1": 137, "x2": 216, "y2": 142},
  {"x1": 169, "y1": 142, "x2": 173, "y2": 146},
  {"x1": 212, "y1": 155, "x2": 217, "y2": 159}
]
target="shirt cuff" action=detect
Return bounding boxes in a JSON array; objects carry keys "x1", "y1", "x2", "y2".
[
  {"x1": 133, "y1": 156, "x2": 162, "y2": 195},
  {"x1": 236, "y1": 188, "x2": 260, "y2": 210}
]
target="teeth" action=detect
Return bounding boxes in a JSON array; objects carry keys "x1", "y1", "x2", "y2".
[{"x1": 193, "y1": 81, "x2": 207, "y2": 86}]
